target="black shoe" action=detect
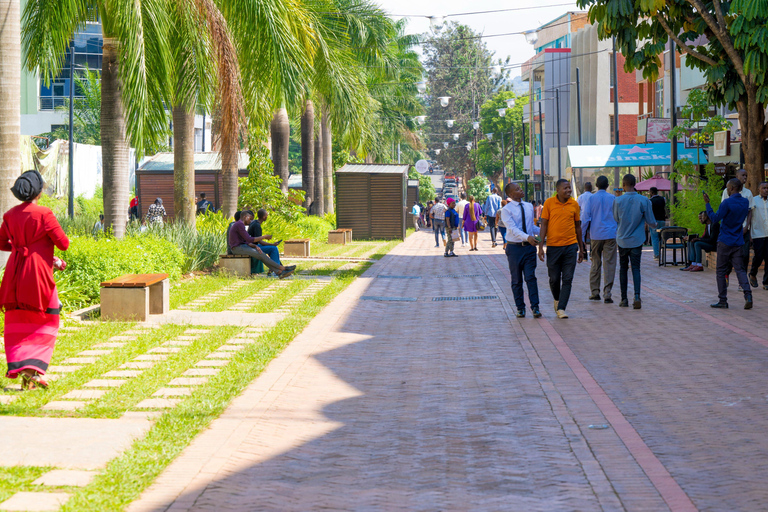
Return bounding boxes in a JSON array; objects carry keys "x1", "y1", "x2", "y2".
[
  {"x1": 449, "y1": 253, "x2": 458, "y2": 257},
  {"x1": 604, "y1": 298, "x2": 613, "y2": 304},
  {"x1": 750, "y1": 275, "x2": 758, "y2": 288},
  {"x1": 532, "y1": 306, "x2": 542, "y2": 318},
  {"x1": 764, "y1": 285, "x2": 768, "y2": 291},
  {"x1": 284, "y1": 265, "x2": 296, "y2": 272},
  {"x1": 633, "y1": 295, "x2": 642, "y2": 309},
  {"x1": 515, "y1": 308, "x2": 525, "y2": 318},
  {"x1": 619, "y1": 299, "x2": 629, "y2": 307},
  {"x1": 710, "y1": 301, "x2": 729, "y2": 309},
  {"x1": 589, "y1": 294, "x2": 601, "y2": 301},
  {"x1": 745, "y1": 294, "x2": 753, "y2": 309},
  {"x1": 444, "y1": 253, "x2": 450, "y2": 257}
]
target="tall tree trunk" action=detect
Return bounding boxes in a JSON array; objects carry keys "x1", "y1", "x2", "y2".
[
  {"x1": 221, "y1": 147, "x2": 239, "y2": 218},
  {"x1": 322, "y1": 104, "x2": 333, "y2": 214},
  {"x1": 270, "y1": 107, "x2": 290, "y2": 193},
  {"x1": 0, "y1": 0, "x2": 20, "y2": 265},
  {"x1": 101, "y1": 38, "x2": 130, "y2": 239},
  {"x1": 738, "y1": 89, "x2": 765, "y2": 195},
  {"x1": 301, "y1": 100, "x2": 314, "y2": 213},
  {"x1": 172, "y1": 104, "x2": 196, "y2": 226},
  {"x1": 314, "y1": 120, "x2": 325, "y2": 217}
]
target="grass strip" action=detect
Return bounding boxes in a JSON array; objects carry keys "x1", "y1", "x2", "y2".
[
  {"x1": 0, "y1": 466, "x2": 52, "y2": 503},
  {"x1": 169, "y1": 275, "x2": 236, "y2": 310},
  {"x1": 197, "y1": 278, "x2": 274, "y2": 312},
  {"x1": 250, "y1": 279, "x2": 313, "y2": 313},
  {"x1": 60, "y1": 275, "x2": 357, "y2": 511}
]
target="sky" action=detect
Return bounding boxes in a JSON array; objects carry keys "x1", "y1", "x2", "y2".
[{"x1": 376, "y1": 0, "x2": 582, "y2": 78}]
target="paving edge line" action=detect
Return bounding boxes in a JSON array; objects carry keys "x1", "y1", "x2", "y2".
[
  {"x1": 486, "y1": 254, "x2": 697, "y2": 512},
  {"x1": 125, "y1": 254, "x2": 393, "y2": 512}
]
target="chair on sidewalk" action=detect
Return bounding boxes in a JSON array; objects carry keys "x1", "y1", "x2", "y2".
[{"x1": 659, "y1": 226, "x2": 688, "y2": 267}]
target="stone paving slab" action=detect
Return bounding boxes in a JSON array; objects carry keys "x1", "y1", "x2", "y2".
[
  {"x1": 0, "y1": 492, "x2": 71, "y2": 511},
  {"x1": 143, "y1": 312, "x2": 283, "y2": 327},
  {"x1": 0, "y1": 417, "x2": 151, "y2": 469},
  {"x1": 33, "y1": 469, "x2": 96, "y2": 487},
  {"x1": 104, "y1": 370, "x2": 142, "y2": 378},
  {"x1": 84, "y1": 379, "x2": 127, "y2": 388}
]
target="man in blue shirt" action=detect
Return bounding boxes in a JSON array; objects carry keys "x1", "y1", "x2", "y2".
[
  {"x1": 581, "y1": 176, "x2": 617, "y2": 303},
  {"x1": 411, "y1": 202, "x2": 421, "y2": 231},
  {"x1": 500, "y1": 182, "x2": 541, "y2": 318},
  {"x1": 704, "y1": 178, "x2": 753, "y2": 309},
  {"x1": 483, "y1": 187, "x2": 502, "y2": 247},
  {"x1": 613, "y1": 174, "x2": 657, "y2": 309}
]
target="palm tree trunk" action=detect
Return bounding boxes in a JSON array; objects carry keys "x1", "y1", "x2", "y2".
[
  {"x1": 270, "y1": 107, "x2": 290, "y2": 193},
  {"x1": 101, "y1": 38, "x2": 130, "y2": 239},
  {"x1": 314, "y1": 119, "x2": 324, "y2": 217},
  {"x1": 172, "y1": 104, "x2": 196, "y2": 226},
  {"x1": 301, "y1": 99, "x2": 314, "y2": 213},
  {"x1": 322, "y1": 104, "x2": 333, "y2": 214},
  {"x1": 0, "y1": 0, "x2": 20, "y2": 265}
]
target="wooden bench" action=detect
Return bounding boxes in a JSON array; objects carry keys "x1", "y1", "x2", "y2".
[
  {"x1": 328, "y1": 230, "x2": 346, "y2": 245},
  {"x1": 100, "y1": 273, "x2": 169, "y2": 321},
  {"x1": 284, "y1": 239, "x2": 310, "y2": 257}
]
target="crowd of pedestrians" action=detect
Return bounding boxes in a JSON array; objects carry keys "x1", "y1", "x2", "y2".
[{"x1": 423, "y1": 170, "x2": 767, "y2": 318}]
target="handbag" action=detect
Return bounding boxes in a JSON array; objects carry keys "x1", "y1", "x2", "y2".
[
  {"x1": 476, "y1": 217, "x2": 486, "y2": 231},
  {"x1": 451, "y1": 229, "x2": 460, "y2": 241}
]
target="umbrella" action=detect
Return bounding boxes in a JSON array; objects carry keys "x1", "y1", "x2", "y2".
[{"x1": 635, "y1": 176, "x2": 671, "y2": 192}]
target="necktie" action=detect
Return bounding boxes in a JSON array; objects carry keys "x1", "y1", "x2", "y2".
[{"x1": 520, "y1": 202, "x2": 528, "y2": 234}]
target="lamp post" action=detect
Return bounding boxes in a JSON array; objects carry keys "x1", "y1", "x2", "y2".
[
  {"x1": 497, "y1": 108, "x2": 507, "y2": 186},
  {"x1": 538, "y1": 100, "x2": 545, "y2": 202},
  {"x1": 439, "y1": 97, "x2": 451, "y2": 108},
  {"x1": 506, "y1": 98, "x2": 518, "y2": 184},
  {"x1": 67, "y1": 41, "x2": 75, "y2": 219},
  {"x1": 525, "y1": 29, "x2": 539, "y2": 201}
]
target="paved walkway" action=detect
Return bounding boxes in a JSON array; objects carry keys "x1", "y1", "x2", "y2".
[{"x1": 128, "y1": 228, "x2": 768, "y2": 511}]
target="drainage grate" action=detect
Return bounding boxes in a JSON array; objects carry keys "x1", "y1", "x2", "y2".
[
  {"x1": 377, "y1": 275, "x2": 422, "y2": 279},
  {"x1": 432, "y1": 295, "x2": 498, "y2": 302},
  {"x1": 361, "y1": 296, "x2": 417, "y2": 302},
  {"x1": 435, "y1": 274, "x2": 485, "y2": 278}
]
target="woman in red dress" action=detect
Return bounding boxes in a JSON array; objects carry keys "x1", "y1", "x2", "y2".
[{"x1": 0, "y1": 171, "x2": 69, "y2": 390}]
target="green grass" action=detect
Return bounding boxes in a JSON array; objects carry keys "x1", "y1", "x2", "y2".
[
  {"x1": 59, "y1": 275, "x2": 359, "y2": 511},
  {"x1": 169, "y1": 274, "x2": 237, "y2": 310},
  {"x1": 0, "y1": 466, "x2": 52, "y2": 503},
  {"x1": 197, "y1": 278, "x2": 275, "y2": 312},
  {"x1": 251, "y1": 279, "x2": 313, "y2": 312}
]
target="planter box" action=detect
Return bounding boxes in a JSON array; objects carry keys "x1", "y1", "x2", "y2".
[
  {"x1": 328, "y1": 230, "x2": 346, "y2": 245},
  {"x1": 284, "y1": 239, "x2": 310, "y2": 257},
  {"x1": 339, "y1": 228, "x2": 353, "y2": 244}
]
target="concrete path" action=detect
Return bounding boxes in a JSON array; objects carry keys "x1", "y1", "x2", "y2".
[{"x1": 127, "y1": 228, "x2": 768, "y2": 511}]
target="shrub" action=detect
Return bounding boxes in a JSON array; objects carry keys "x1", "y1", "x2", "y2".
[
  {"x1": 261, "y1": 214, "x2": 334, "y2": 248},
  {"x1": 670, "y1": 162, "x2": 725, "y2": 234},
  {"x1": 57, "y1": 235, "x2": 185, "y2": 304},
  {"x1": 125, "y1": 221, "x2": 225, "y2": 274},
  {"x1": 239, "y1": 142, "x2": 305, "y2": 218}
]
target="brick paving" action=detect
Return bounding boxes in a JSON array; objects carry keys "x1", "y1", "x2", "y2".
[{"x1": 127, "y1": 229, "x2": 768, "y2": 512}]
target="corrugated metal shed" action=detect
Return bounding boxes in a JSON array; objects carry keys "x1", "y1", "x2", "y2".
[
  {"x1": 336, "y1": 163, "x2": 408, "y2": 240},
  {"x1": 139, "y1": 152, "x2": 250, "y2": 171}
]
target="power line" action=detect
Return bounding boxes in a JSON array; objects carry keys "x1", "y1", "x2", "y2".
[{"x1": 316, "y1": 3, "x2": 580, "y2": 18}]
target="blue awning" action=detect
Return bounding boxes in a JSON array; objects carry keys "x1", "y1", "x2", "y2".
[{"x1": 567, "y1": 143, "x2": 708, "y2": 169}]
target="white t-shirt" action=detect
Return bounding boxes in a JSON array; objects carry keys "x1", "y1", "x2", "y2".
[
  {"x1": 456, "y1": 200, "x2": 469, "y2": 219},
  {"x1": 722, "y1": 186, "x2": 754, "y2": 227}
]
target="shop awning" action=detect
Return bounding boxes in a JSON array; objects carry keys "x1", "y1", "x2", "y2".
[{"x1": 567, "y1": 143, "x2": 708, "y2": 169}]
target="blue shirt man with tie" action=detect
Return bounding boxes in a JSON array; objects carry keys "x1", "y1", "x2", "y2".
[{"x1": 500, "y1": 182, "x2": 541, "y2": 318}]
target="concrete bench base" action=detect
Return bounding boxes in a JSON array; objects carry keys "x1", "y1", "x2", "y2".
[
  {"x1": 219, "y1": 255, "x2": 251, "y2": 277},
  {"x1": 100, "y1": 279, "x2": 169, "y2": 322},
  {"x1": 284, "y1": 239, "x2": 310, "y2": 257},
  {"x1": 328, "y1": 230, "x2": 346, "y2": 245}
]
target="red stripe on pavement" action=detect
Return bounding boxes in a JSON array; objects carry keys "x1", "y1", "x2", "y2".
[{"x1": 487, "y1": 254, "x2": 698, "y2": 512}]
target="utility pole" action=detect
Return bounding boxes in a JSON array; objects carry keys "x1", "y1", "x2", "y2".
[
  {"x1": 556, "y1": 87, "x2": 562, "y2": 181},
  {"x1": 576, "y1": 67, "x2": 583, "y2": 145},
  {"x1": 612, "y1": 36, "x2": 620, "y2": 190},
  {"x1": 538, "y1": 101, "x2": 545, "y2": 201},
  {"x1": 670, "y1": 38, "x2": 678, "y2": 208},
  {"x1": 67, "y1": 42, "x2": 75, "y2": 218},
  {"x1": 202, "y1": 113, "x2": 206, "y2": 151}
]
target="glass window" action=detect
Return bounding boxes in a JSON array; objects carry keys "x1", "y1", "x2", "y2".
[{"x1": 655, "y1": 79, "x2": 664, "y2": 118}]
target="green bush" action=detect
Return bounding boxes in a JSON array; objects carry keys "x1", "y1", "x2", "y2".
[
  {"x1": 261, "y1": 214, "x2": 334, "y2": 248},
  {"x1": 670, "y1": 162, "x2": 725, "y2": 234},
  {"x1": 125, "y1": 221, "x2": 226, "y2": 274},
  {"x1": 57, "y1": 235, "x2": 185, "y2": 304}
]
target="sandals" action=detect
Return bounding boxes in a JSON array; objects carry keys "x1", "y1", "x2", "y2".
[{"x1": 21, "y1": 372, "x2": 49, "y2": 390}]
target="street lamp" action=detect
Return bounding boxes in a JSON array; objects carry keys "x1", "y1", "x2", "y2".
[
  {"x1": 453, "y1": 133, "x2": 460, "y2": 141},
  {"x1": 439, "y1": 96, "x2": 451, "y2": 107},
  {"x1": 506, "y1": 98, "x2": 515, "y2": 109},
  {"x1": 445, "y1": 119, "x2": 454, "y2": 128},
  {"x1": 443, "y1": 142, "x2": 449, "y2": 148},
  {"x1": 491, "y1": 65, "x2": 502, "y2": 76},
  {"x1": 429, "y1": 16, "x2": 445, "y2": 32},
  {"x1": 472, "y1": 121, "x2": 480, "y2": 130},
  {"x1": 485, "y1": 133, "x2": 493, "y2": 141},
  {"x1": 416, "y1": 81, "x2": 427, "y2": 94},
  {"x1": 415, "y1": 115, "x2": 426, "y2": 125},
  {"x1": 497, "y1": 108, "x2": 507, "y2": 117},
  {"x1": 435, "y1": 149, "x2": 441, "y2": 155},
  {"x1": 466, "y1": 142, "x2": 472, "y2": 150},
  {"x1": 524, "y1": 30, "x2": 538, "y2": 46}
]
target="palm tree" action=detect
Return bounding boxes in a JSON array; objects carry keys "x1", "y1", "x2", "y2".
[
  {"x1": 301, "y1": 99, "x2": 314, "y2": 212},
  {"x1": 0, "y1": 0, "x2": 21, "y2": 259},
  {"x1": 24, "y1": 0, "x2": 172, "y2": 238},
  {"x1": 313, "y1": 121, "x2": 324, "y2": 216},
  {"x1": 270, "y1": 107, "x2": 290, "y2": 193}
]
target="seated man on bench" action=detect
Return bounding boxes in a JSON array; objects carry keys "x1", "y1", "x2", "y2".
[
  {"x1": 248, "y1": 209, "x2": 282, "y2": 272},
  {"x1": 682, "y1": 211, "x2": 720, "y2": 272},
  {"x1": 229, "y1": 210, "x2": 296, "y2": 279}
]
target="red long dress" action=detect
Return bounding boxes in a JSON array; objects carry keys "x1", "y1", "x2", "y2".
[{"x1": 0, "y1": 202, "x2": 69, "y2": 378}]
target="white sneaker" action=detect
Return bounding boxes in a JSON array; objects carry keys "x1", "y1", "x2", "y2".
[{"x1": 556, "y1": 309, "x2": 569, "y2": 319}]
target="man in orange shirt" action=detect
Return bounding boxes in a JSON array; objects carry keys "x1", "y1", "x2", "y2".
[{"x1": 537, "y1": 179, "x2": 586, "y2": 319}]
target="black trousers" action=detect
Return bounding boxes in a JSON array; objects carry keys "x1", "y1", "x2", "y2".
[
  {"x1": 618, "y1": 246, "x2": 642, "y2": 300},
  {"x1": 546, "y1": 244, "x2": 578, "y2": 311},
  {"x1": 750, "y1": 237, "x2": 768, "y2": 285},
  {"x1": 487, "y1": 216, "x2": 498, "y2": 243},
  {"x1": 506, "y1": 244, "x2": 539, "y2": 310},
  {"x1": 716, "y1": 242, "x2": 751, "y2": 302}
]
